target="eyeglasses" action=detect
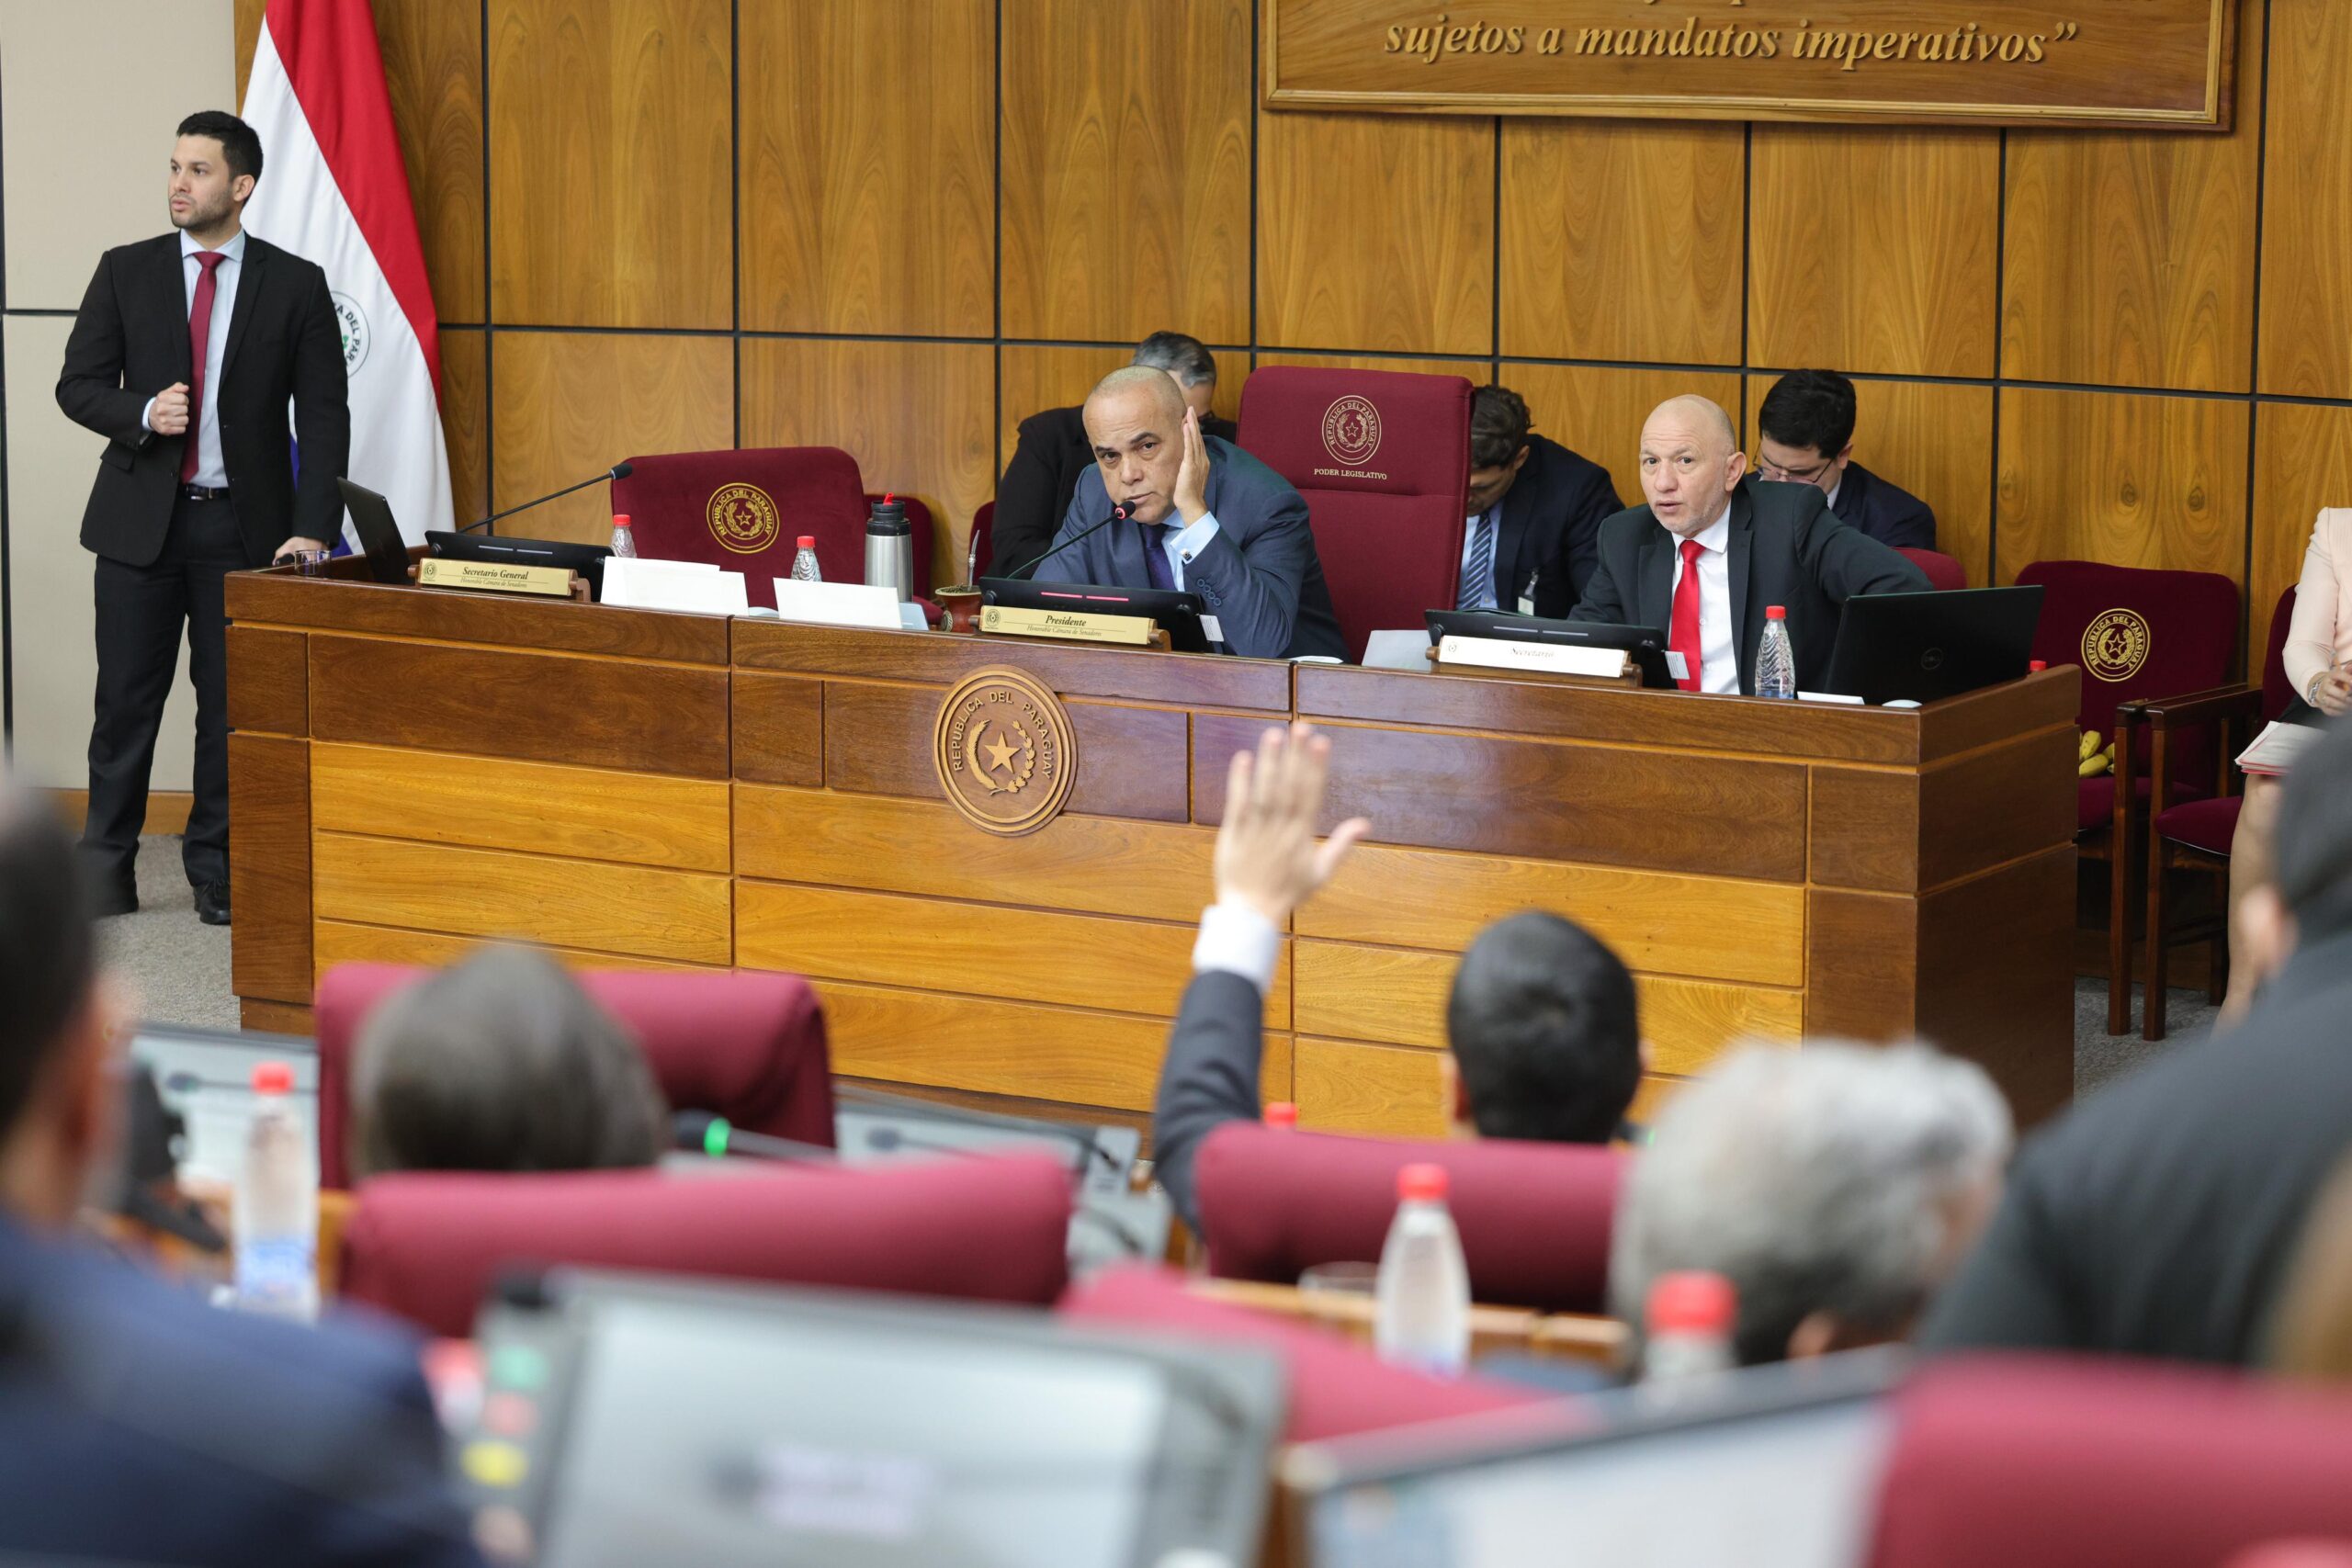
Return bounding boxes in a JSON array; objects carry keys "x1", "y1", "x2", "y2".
[{"x1": 1755, "y1": 453, "x2": 1838, "y2": 484}]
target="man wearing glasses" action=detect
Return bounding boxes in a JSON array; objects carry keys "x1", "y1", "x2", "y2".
[{"x1": 1754, "y1": 369, "x2": 1937, "y2": 551}]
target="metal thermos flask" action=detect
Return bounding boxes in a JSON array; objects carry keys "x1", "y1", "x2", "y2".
[{"x1": 864, "y1": 494, "x2": 913, "y2": 602}]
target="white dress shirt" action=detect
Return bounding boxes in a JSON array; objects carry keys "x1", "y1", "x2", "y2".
[
  {"x1": 1668, "y1": 503, "x2": 1737, "y2": 694},
  {"x1": 1192, "y1": 901, "x2": 1281, "y2": 992},
  {"x1": 1162, "y1": 512, "x2": 1221, "y2": 589},
  {"x1": 141, "y1": 228, "x2": 244, "y2": 489}
]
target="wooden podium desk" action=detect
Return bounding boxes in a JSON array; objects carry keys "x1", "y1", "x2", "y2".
[{"x1": 225, "y1": 562, "x2": 2081, "y2": 1135}]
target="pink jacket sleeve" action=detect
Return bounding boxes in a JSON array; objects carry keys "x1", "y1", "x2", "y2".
[{"x1": 2283, "y1": 509, "x2": 2347, "y2": 701}]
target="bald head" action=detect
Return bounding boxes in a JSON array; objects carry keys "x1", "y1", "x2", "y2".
[
  {"x1": 1637, "y1": 394, "x2": 1747, "y2": 538},
  {"x1": 1087, "y1": 365, "x2": 1185, "y2": 425}
]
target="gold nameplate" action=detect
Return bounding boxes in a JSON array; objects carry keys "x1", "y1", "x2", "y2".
[
  {"x1": 417, "y1": 558, "x2": 579, "y2": 598},
  {"x1": 979, "y1": 604, "x2": 1156, "y2": 647}
]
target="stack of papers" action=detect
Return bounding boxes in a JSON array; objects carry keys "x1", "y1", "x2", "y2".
[
  {"x1": 600, "y1": 558, "x2": 749, "y2": 615},
  {"x1": 2237, "y1": 720, "x2": 2323, "y2": 777}
]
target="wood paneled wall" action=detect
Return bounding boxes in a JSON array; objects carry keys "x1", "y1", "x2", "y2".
[{"x1": 247, "y1": 0, "x2": 2350, "y2": 649}]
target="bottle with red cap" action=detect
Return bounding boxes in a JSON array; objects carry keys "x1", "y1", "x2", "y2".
[
  {"x1": 1642, "y1": 1269, "x2": 1737, "y2": 1384},
  {"x1": 608, "y1": 513, "x2": 639, "y2": 559},
  {"x1": 232, "y1": 1060, "x2": 317, "y2": 1321},
  {"x1": 1262, "y1": 1101, "x2": 1298, "y2": 1130},
  {"x1": 788, "y1": 536, "x2": 823, "y2": 583},
  {"x1": 1757, "y1": 605, "x2": 1797, "y2": 699},
  {"x1": 1374, "y1": 1162, "x2": 1471, "y2": 1376}
]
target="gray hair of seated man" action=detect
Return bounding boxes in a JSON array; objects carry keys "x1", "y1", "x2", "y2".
[{"x1": 1609, "y1": 1039, "x2": 2013, "y2": 1366}]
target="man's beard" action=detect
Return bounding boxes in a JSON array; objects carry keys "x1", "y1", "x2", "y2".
[{"x1": 172, "y1": 194, "x2": 234, "y2": 232}]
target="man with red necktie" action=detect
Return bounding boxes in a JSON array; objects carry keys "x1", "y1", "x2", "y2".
[
  {"x1": 1569, "y1": 395, "x2": 1926, "y2": 695},
  {"x1": 57, "y1": 111, "x2": 348, "y2": 926}
]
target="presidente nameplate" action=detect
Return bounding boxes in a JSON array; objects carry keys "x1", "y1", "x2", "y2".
[
  {"x1": 417, "y1": 558, "x2": 579, "y2": 597},
  {"x1": 1435, "y1": 635, "x2": 1630, "y2": 679},
  {"x1": 979, "y1": 604, "x2": 1156, "y2": 647}
]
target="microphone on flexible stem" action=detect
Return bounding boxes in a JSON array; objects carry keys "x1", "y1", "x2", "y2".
[
  {"x1": 673, "y1": 1110, "x2": 836, "y2": 1165},
  {"x1": 458, "y1": 460, "x2": 635, "y2": 535},
  {"x1": 993, "y1": 496, "x2": 1138, "y2": 583}
]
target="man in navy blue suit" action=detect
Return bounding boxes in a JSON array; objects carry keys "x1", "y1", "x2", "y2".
[
  {"x1": 0, "y1": 784, "x2": 480, "y2": 1566},
  {"x1": 1755, "y1": 369, "x2": 1937, "y2": 552}
]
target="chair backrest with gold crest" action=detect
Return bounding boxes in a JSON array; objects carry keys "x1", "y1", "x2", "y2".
[{"x1": 609, "y1": 446, "x2": 872, "y2": 608}]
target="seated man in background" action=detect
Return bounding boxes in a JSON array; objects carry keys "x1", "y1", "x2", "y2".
[
  {"x1": 1151, "y1": 722, "x2": 1645, "y2": 1232},
  {"x1": 1611, "y1": 1041, "x2": 2012, "y2": 1366},
  {"x1": 1921, "y1": 717, "x2": 2352, "y2": 1366},
  {"x1": 1457, "y1": 383, "x2": 1623, "y2": 617},
  {"x1": 990, "y1": 330, "x2": 1239, "y2": 579},
  {"x1": 348, "y1": 946, "x2": 668, "y2": 1179},
  {"x1": 0, "y1": 784, "x2": 479, "y2": 1565},
  {"x1": 1572, "y1": 394, "x2": 1928, "y2": 694},
  {"x1": 1756, "y1": 369, "x2": 1937, "y2": 551},
  {"x1": 1030, "y1": 367, "x2": 1346, "y2": 660}
]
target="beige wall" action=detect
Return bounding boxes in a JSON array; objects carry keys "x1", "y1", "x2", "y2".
[{"x1": 1, "y1": 0, "x2": 234, "y2": 788}]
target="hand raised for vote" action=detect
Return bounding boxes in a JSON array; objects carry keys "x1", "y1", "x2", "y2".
[
  {"x1": 150, "y1": 382, "x2": 191, "y2": 437},
  {"x1": 1172, "y1": 406, "x2": 1211, "y2": 526},
  {"x1": 1214, "y1": 721, "x2": 1371, "y2": 928}
]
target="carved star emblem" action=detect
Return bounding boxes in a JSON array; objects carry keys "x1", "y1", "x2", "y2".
[{"x1": 984, "y1": 732, "x2": 1019, "y2": 773}]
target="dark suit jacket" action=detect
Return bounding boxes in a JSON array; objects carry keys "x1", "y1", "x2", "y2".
[
  {"x1": 0, "y1": 1215, "x2": 481, "y2": 1565},
  {"x1": 1494, "y1": 434, "x2": 1623, "y2": 617},
  {"x1": 990, "y1": 404, "x2": 1238, "y2": 578},
  {"x1": 57, "y1": 231, "x2": 350, "y2": 569},
  {"x1": 1921, "y1": 927, "x2": 2352, "y2": 1366},
  {"x1": 1830, "y1": 461, "x2": 1937, "y2": 552},
  {"x1": 1151, "y1": 969, "x2": 1269, "y2": 1236},
  {"x1": 1031, "y1": 434, "x2": 1346, "y2": 660},
  {"x1": 1569, "y1": 477, "x2": 1929, "y2": 694}
]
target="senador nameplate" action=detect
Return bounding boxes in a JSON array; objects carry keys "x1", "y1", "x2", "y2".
[
  {"x1": 1435, "y1": 635, "x2": 1632, "y2": 679},
  {"x1": 979, "y1": 604, "x2": 1156, "y2": 647},
  {"x1": 933, "y1": 668, "x2": 1079, "y2": 838},
  {"x1": 417, "y1": 558, "x2": 578, "y2": 597},
  {"x1": 1264, "y1": 0, "x2": 2235, "y2": 130}
]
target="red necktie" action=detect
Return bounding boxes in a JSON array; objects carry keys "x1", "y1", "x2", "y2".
[
  {"x1": 1669, "y1": 536, "x2": 1704, "y2": 692},
  {"x1": 180, "y1": 251, "x2": 226, "y2": 483}
]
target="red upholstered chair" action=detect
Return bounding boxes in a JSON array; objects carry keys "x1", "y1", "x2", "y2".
[
  {"x1": 2013, "y1": 559, "x2": 2241, "y2": 1033},
  {"x1": 1862, "y1": 1357, "x2": 2352, "y2": 1568},
  {"x1": 338, "y1": 1156, "x2": 1074, "y2": 1337},
  {"x1": 606, "y1": 446, "x2": 870, "y2": 608},
  {"x1": 1236, "y1": 366, "x2": 1475, "y2": 662},
  {"x1": 1898, "y1": 547, "x2": 1967, "y2": 591},
  {"x1": 1193, "y1": 1124, "x2": 1621, "y2": 1314},
  {"x1": 1059, "y1": 1263, "x2": 1557, "y2": 1444},
  {"x1": 311, "y1": 963, "x2": 835, "y2": 1190},
  {"x1": 2133, "y1": 587, "x2": 2301, "y2": 1040}
]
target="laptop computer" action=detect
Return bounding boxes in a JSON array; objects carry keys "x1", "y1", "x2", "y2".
[
  {"x1": 1823, "y1": 586, "x2": 2044, "y2": 705},
  {"x1": 1425, "y1": 610, "x2": 1677, "y2": 690},
  {"x1": 978, "y1": 577, "x2": 1211, "y2": 653},
  {"x1": 334, "y1": 479, "x2": 423, "y2": 585}
]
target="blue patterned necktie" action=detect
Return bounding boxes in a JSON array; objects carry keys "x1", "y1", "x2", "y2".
[
  {"x1": 1142, "y1": 522, "x2": 1177, "y2": 592},
  {"x1": 1457, "y1": 509, "x2": 1496, "y2": 611}
]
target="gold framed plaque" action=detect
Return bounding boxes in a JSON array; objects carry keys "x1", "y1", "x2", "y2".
[{"x1": 933, "y1": 667, "x2": 1079, "y2": 838}]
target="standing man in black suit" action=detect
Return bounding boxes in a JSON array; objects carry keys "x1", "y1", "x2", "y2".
[
  {"x1": 1755, "y1": 369, "x2": 1937, "y2": 551},
  {"x1": 57, "y1": 111, "x2": 349, "y2": 925},
  {"x1": 1455, "y1": 383, "x2": 1623, "y2": 618},
  {"x1": 1572, "y1": 395, "x2": 1927, "y2": 694},
  {"x1": 990, "y1": 331, "x2": 1238, "y2": 578}
]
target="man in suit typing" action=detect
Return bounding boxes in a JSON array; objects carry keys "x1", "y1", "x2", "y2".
[
  {"x1": 1756, "y1": 369, "x2": 1937, "y2": 551},
  {"x1": 1028, "y1": 367, "x2": 1346, "y2": 660},
  {"x1": 1572, "y1": 395, "x2": 1928, "y2": 694}
]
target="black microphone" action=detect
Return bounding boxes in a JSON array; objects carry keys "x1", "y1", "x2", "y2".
[
  {"x1": 673, "y1": 1110, "x2": 835, "y2": 1165},
  {"x1": 458, "y1": 460, "x2": 635, "y2": 535},
  {"x1": 992, "y1": 496, "x2": 1140, "y2": 583}
]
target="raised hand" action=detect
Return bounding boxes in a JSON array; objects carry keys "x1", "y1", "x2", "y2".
[{"x1": 1213, "y1": 721, "x2": 1372, "y2": 927}]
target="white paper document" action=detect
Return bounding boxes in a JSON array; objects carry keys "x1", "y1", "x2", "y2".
[
  {"x1": 600, "y1": 558, "x2": 748, "y2": 615},
  {"x1": 772, "y1": 578, "x2": 904, "y2": 630},
  {"x1": 2237, "y1": 719, "x2": 2321, "y2": 777},
  {"x1": 1360, "y1": 629, "x2": 1432, "y2": 671}
]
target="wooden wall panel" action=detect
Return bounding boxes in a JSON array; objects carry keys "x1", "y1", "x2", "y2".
[
  {"x1": 313, "y1": 921, "x2": 714, "y2": 981},
  {"x1": 491, "y1": 331, "x2": 733, "y2": 543},
  {"x1": 2250, "y1": 401, "x2": 2352, "y2": 639},
  {"x1": 1749, "y1": 128, "x2": 1999, "y2": 378},
  {"x1": 740, "y1": 0, "x2": 992, "y2": 336},
  {"x1": 1505, "y1": 365, "x2": 1741, "y2": 510},
  {"x1": 1995, "y1": 388, "x2": 2249, "y2": 584},
  {"x1": 377, "y1": 0, "x2": 486, "y2": 322},
  {"x1": 2259, "y1": 0, "x2": 2352, "y2": 400},
  {"x1": 227, "y1": 733, "x2": 310, "y2": 1005},
  {"x1": 1000, "y1": 0, "x2": 1251, "y2": 344},
  {"x1": 224, "y1": 627, "x2": 306, "y2": 736},
  {"x1": 1500, "y1": 121, "x2": 1745, "y2": 367},
  {"x1": 2000, "y1": 0, "x2": 2262, "y2": 392},
  {"x1": 1294, "y1": 1038, "x2": 1449, "y2": 1138},
  {"x1": 740, "y1": 338, "x2": 995, "y2": 588},
  {"x1": 439, "y1": 329, "x2": 489, "y2": 524},
  {"x1": 1745, "y1": 375, "x2": 1995, "y2": 584},
  {"x1": 819, "y1": 980, "x2": 1196, "y2": 1113},
  {"x1": 233, "y1": 0, "x2": 266, "y2": 106},
  {"x1": 1259, "y1": 112, "x2": 1494, "y2": 356},
  {"x1": 488, "y1": 0, "x2": 731, "y2": 328}
]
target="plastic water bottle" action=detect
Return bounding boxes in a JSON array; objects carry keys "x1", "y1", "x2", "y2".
[
  {"x1": 233, "y1": 1062, "x2": 317, "y2": 1322},
  {"x1": 1374, "y1": 1163, "x2": 1471, "y2": 1376},
  {"x1": 1757, "y1": 604, "x2": 1796, "y2": 699},
  {"x1": 608, "y1": 513, "x2": 639, "y2": 558},
  {"x1": 1262, "y1": 1101, "x2": 1298, "y2": 1130},
  {"x1": 789, "y1": 535, "x2": 822, "y2": 583},
  {"x1": 1641, "y1": 1270, "x2": 1737, "y2": 1385}
]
